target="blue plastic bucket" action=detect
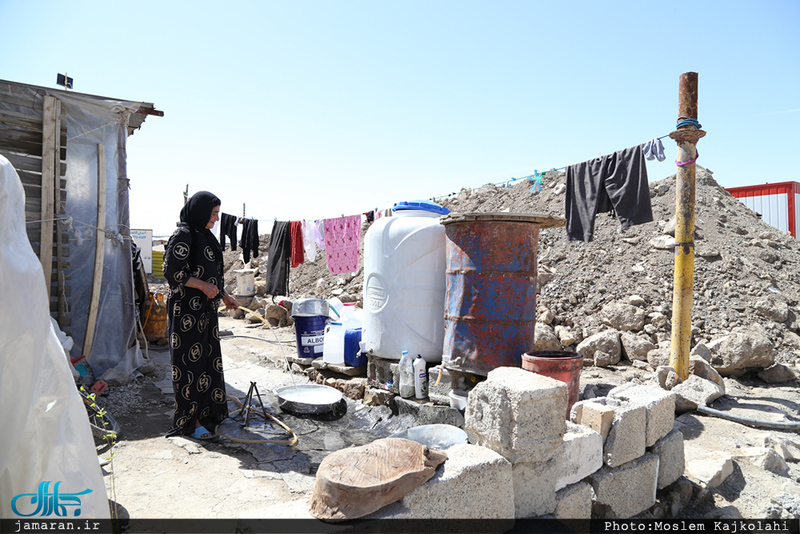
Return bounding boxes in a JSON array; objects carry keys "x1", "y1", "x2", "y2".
[
  {"x1": 294, "y1": 315, "x2": 327, "y2": 358},
  {"x1": 344, "y1": 328, "x2": 365, "y2": 367}
]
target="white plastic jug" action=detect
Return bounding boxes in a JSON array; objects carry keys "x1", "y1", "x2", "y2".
[
  {"x1": 362, "y1": 201, "x2": 449, "y2": 362},
  {"x1": 322, "y1": 321, "x2": 344, "y2": 365}
]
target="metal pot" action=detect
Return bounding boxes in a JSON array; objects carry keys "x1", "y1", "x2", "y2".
[{"x1": 274, "y1": 384, "x2": 343, "y2": 415}]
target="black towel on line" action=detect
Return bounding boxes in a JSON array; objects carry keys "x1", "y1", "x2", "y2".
[
  {"x1": 220, "y1": 212, "x2": 238, "y2": 250},
  {"x1": 265, "y1": 220, "x2": 290, "y2": 296},
  {"x1": 240, "y1": 218, "x2": 259, "y2": 263},
  {"x1": 565, "y1": 144, "x2": 653, "y2": 242}
]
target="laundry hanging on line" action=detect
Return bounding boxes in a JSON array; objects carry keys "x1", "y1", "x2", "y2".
[
  {"x1": 219, "y1": 212, "x2": 239, "y2": 250},
  {"x1": 324, "y1": 215, "x2": 362, "y2": 275},
  {"x1": 303, "y1": 220, "x2": 318, "y2": 262},
  {"x1": 240, "y1": 218, "x2": 259, "y2": 263},
  {"x1": 289, "y1": 220, "x2": 305, "y2": 268},
  {"x1": 565, "y1": 144, "x2": 653, "y2": 242},
  {"x1": 265, "y1": 220, "x2": 290, "y2": 297},
  {"x1": 643, "y1": 138, "x2": 666, "y2": 162}
]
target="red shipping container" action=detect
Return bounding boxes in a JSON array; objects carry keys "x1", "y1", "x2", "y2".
[{"x1": 726, "y1": 181, "x2": 800, "y2": 238}]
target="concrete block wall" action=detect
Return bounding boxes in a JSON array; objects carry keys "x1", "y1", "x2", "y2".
[{"x1": 378, "y1": 369, "x2": 684, "y2": 520}]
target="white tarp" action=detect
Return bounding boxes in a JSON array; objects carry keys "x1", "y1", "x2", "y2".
[
  {"x1": 58, "y1": 90, "x2": 143, "y2": 382},
  {"x1": 0, "y1": 155, "x2": 110, "y2": 519}
]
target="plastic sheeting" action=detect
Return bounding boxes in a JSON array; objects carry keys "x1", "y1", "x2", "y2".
[
  {"x1": 59, "y1": 90, "x2": 143, "y2": 382},
  {"x1": 0, "y1": 155, "x2": 110, "y2": 519},
  {"x1": 0, "y1": 83, "x2": 145, "y2": 382}
]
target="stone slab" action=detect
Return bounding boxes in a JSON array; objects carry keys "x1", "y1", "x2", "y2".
[
  {"x1": 395, "y1": 396, "x2": 465, "y2": 427},
  {"x1": 310, "y1": 358, "x2": 366, "y2": 376}
]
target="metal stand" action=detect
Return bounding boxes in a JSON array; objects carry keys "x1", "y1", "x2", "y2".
[{"x1": 241, "y1": 381, "x2": 268, "y2": 428}]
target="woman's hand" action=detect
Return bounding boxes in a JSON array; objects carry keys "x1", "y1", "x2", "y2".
[
  {"x1": 186, "y1": 277, "x2": 222, "y2": 299},
  {"x1": 222, "y1": 292, "x2": 239, "y2": 310}
]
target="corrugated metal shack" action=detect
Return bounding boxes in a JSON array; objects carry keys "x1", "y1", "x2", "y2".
[
  {"x1": 0, "y1": 79, "x2": 162, "y2": 382},
  {"x1": 727, "y1": 181, "x2": 800, "y2": 238}
]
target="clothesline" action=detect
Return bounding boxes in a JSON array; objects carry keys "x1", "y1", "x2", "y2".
[{"x1": 430, "y1": 133, "x2": 672, "y2": 202}]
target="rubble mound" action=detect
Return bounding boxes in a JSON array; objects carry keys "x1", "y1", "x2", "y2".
[{"x1": 229, "y1": 166, "x2": 799, "y2": 375}]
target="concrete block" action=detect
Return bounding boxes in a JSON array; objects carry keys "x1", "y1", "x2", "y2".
[
  {"x1": 512, "y1": 458, "x2": 557, "y2": 518},
  {"x1": 609, "y1": 383, "x2": 676, "y2": 446},
  {"x1": 572, "y1": 397, "x2": 646, "y2": 468},
  {"x1": 555, "y1": 421, "x2": 603, "y2": 491},
  {"x1": 553, "y1": 482, "x2": 593, "y2": 520},
  {"x1": 589, "y1": 453, "x2": 659, "y2": 519},
  {"x1": 570, "y1": 400, "x2": 615, "y2": 441},
  {"x1": 367, "y1": 444, "x2": 516, "y2": 520},
  {"x1": 394, "y1": 396, "x2": 465, "y2": 427},
  {"x1": 647, "y1": 428, "x2": 685, "y2": 489},
  {"x1": 465, "y1": 367, "x2": 567, "y2": 464}
]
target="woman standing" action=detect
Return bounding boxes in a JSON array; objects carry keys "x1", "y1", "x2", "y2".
[{"x1": 163, "y1": 191, "x2": 238, "y2": 440}]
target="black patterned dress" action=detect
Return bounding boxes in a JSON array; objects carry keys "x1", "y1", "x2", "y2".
[{"x1": 163, "y1": 224, "x2": 228, "y2": 436}]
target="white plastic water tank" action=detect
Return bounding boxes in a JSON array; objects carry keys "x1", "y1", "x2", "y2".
[{"x1": 362, "y1": 200, "x2": 450, "y2": 362}]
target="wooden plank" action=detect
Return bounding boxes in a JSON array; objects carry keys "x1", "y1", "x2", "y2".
[
  {"x1": 19, "y1": 173, "x2": 67, "y2": 190},
  {"x1": 22, "y1": 181, "x2": 67, "y2": 201},
  {"x1": 0, "y1": 109, "x2": 45, "y2": 131},
  {"x1": 10, "y1": 157, "x2": 66, "y2": 177},
  {"x1": 39, "y1": 97, "x2": 57, "y2": 299},
  {"x1": 0, "y1": 136, "x2": 43, "y2": 156},
  {"x1": 54, "y1": 98, "x2": 67, "y2": 327},
  {"x1": 0, "y1": 125, "x2": 45, "y2": 144},
  {"x1": 83, "y1": 143, "x2": 106, "y2": 360}
]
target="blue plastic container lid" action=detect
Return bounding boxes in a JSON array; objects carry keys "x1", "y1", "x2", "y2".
[{"x1": 392, "y1": 200, "x2": 450, "y2": 216}]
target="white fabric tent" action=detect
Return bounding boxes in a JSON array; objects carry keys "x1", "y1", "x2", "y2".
[{"x1": 0, "y1": 155, "x2": 110, "y2": 519}]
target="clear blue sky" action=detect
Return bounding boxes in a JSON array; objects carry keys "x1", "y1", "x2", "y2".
[{"x1": 2, "y1": 0, "x2": 798, "y2": 235}]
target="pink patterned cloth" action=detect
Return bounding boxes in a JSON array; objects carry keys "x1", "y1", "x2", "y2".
[{"x1": 323, "y1": 215, "x2": 361, "y2": 274}]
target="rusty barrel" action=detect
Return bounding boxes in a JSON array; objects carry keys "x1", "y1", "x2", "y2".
[{"x1": 440, "y1": 212, "x2": 565, "y2": 375}]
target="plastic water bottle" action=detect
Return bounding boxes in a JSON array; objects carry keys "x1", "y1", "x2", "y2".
[
  {"x1": 323, "y1": 322, "x2": 345, "y2": 365},
  {"x1": 413, "y1": 354, "x2": 428, "y2": 399},
  {"x1": 399, "y1": 350, "x2": 414, "y2": 398}
]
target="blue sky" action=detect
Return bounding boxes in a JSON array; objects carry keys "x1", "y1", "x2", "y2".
[{"x1": 2, "y1": 0, "x2": 798, "y2": 235}]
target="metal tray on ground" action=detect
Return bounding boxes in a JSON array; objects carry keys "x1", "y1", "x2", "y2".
[{"x1": 274, "y1": 384, "x2": 343, "y2": 415}]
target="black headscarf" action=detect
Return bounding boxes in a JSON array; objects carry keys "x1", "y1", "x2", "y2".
[{"x1": 179, "y1": 191, "x2": 223, "y2": 259}]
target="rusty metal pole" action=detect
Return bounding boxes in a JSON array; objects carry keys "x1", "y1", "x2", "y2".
[{"x1": 669, "y1": 72, "x2": 706, "y2": 380}]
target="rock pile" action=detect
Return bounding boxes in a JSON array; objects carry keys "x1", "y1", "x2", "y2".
[{"x1": 222, "y1": 166, "x2": 799, "y2": 388}]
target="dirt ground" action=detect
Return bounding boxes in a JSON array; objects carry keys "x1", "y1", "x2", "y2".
[
  {"x1": 97, "y1": 317, "x2": 800, "y2": 526},
  {"x1": 106, "y1": 165, "x2": 800, "y2": 526}
]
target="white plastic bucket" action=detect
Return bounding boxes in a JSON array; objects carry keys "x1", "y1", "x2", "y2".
[
  {"x1": 362, "y1": 201, "x2": 449, "y2": 362},
  {"x1": 232, "y1": 269, "x2": 257, "y2": 297}
]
